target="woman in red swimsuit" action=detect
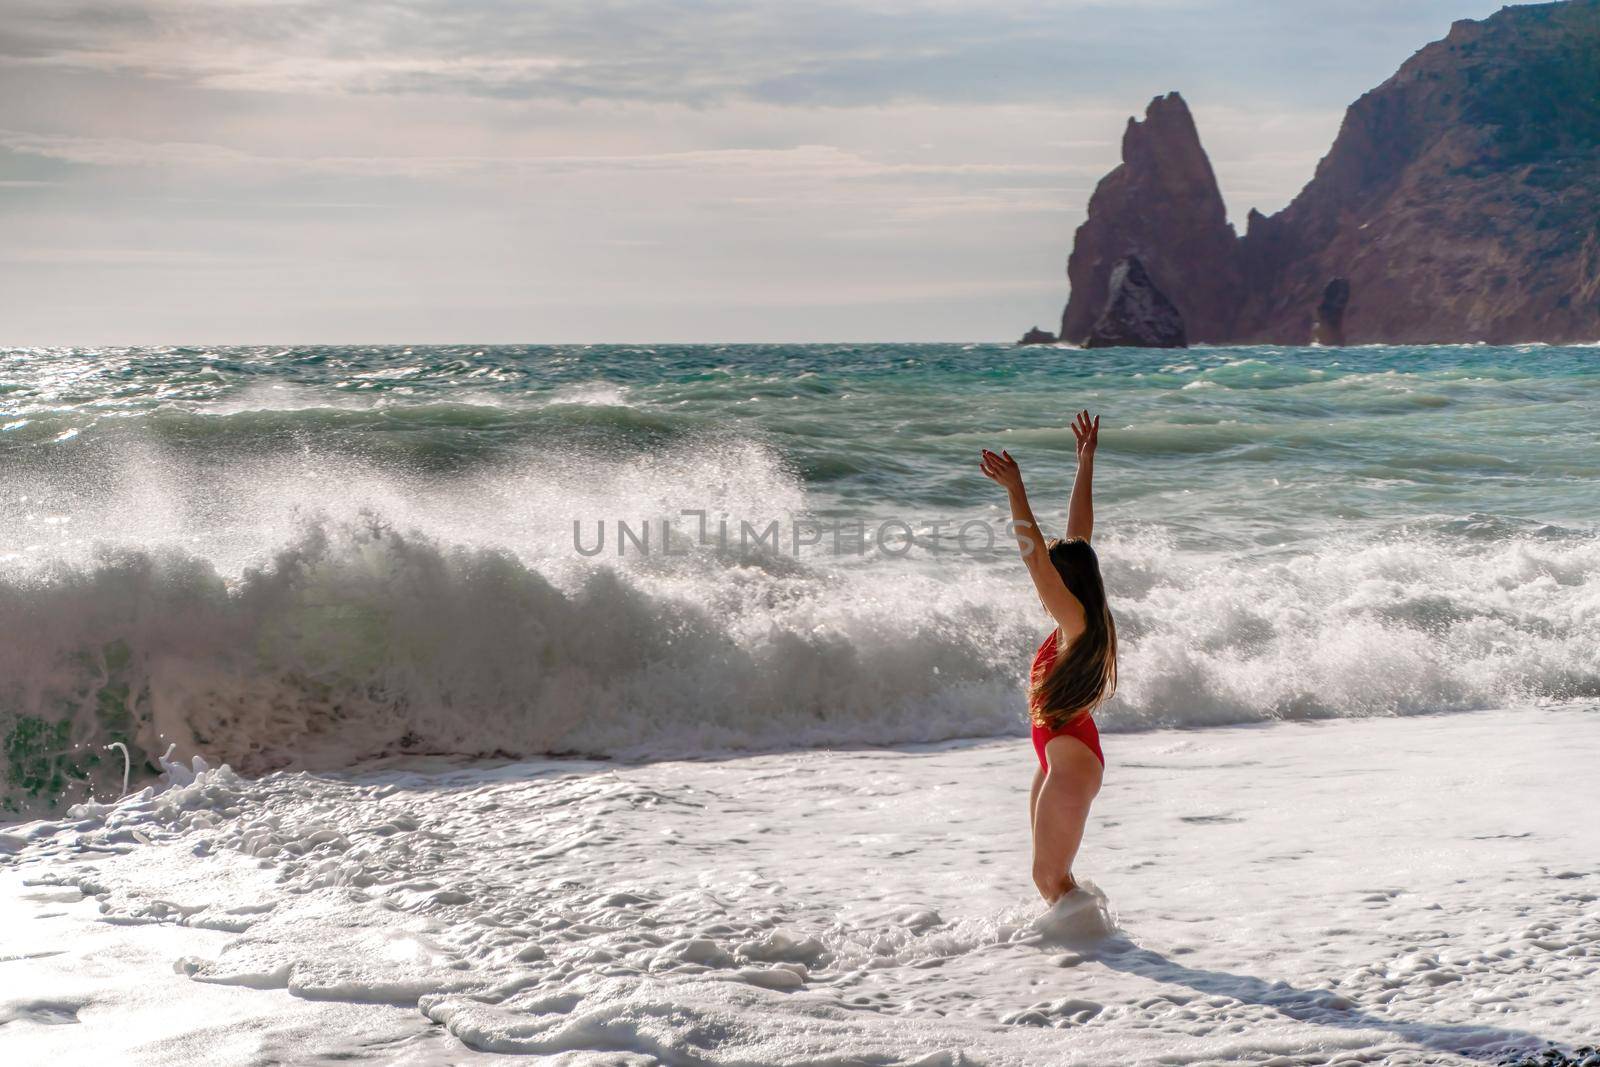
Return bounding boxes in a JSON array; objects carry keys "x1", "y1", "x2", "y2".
[{"x1": 980, "y1": 409, "x2": 1117, "y2": 905}]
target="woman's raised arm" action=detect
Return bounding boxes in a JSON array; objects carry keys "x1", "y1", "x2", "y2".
[
  {"x1": 1065, "y1": 410, "x2": 1098, "y2": 542},
  {"x1": 980, "y1": 448, "x2": 1085, "y2": 638}
]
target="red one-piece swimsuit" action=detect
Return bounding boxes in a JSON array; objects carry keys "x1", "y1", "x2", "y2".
[{"x1": 1029, "y1": 629, "x2": 1105, "y2": 771}]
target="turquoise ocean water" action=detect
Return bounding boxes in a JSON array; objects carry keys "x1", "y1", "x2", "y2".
[{"x1": 2, "y1": 343, "x2": 1597, "y2": 809}]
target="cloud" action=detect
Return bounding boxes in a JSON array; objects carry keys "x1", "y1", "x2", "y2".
[
  {"x1": 4, "y1": 0, "x2": 1478, "y2": 108},
  {"x1": 0, "y1": 246, "x2": 269, "y2": 265},
  {"x1": 0, "y1": 1, "x2": 1131, "y2": 104},
  {"x1": 0, "y1": 128, "x2": 264, "y2": 169},
  {"x1": 0, "y1": 127, "x2": 1099, "y2": 183}
]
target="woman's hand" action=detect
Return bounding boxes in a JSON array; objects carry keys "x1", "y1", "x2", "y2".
[
  {"x1": 1071, "y1": 409, "x2": 1099, "y2": 461},
  {"x1": 980, "y1": 448, "x2": 1024, "y2": 494}
]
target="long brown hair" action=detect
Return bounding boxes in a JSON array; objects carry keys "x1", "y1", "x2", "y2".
[{"x1": 1030, "y1": 537, "x2": 1118, "y2": 728}]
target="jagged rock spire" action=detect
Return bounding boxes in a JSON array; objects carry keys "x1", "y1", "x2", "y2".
[{"x1": 1059, "y1": 92, "x2": 1243, "y2": 344}]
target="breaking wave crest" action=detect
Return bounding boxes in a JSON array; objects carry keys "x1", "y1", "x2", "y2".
[
  {"x1": 5, "y1": 509, "x2": 1600, "y2": 813},
  {"x1": 1106, "y1": 523, "x2": 1600, "y2": 727},
  {"x1": 0, "y1": 517, "x2": 1024, "y2": 811}
]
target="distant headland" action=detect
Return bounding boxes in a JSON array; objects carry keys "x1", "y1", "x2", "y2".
[{"x1": 1028, "y1": 0, "x2": 1600, "y2": 347}]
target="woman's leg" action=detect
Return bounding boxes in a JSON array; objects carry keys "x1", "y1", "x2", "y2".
[
  {"x1": 1028, "y1": 765, "x2": 1045, "y2": 830},
  {"x1": 1030, "y1": 737, "x2": 1103, "y2": 903}
]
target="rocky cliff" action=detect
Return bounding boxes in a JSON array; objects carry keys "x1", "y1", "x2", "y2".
[
  {"x1": 1059, "y1": 93, "x2": 1242, "y2": 344},
  {"x1": 1083, "y1": 256, "x2": 1188, "y2": 348},
  {"x1": 1051, "y1": 0, "x2": 1600, "y2": 346}
]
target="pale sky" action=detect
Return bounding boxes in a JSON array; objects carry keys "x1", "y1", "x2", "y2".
[{"x1": 0, "y1": 0, "x2": 1508, "y2": 345}]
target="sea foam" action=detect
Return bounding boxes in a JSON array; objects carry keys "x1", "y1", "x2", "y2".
[{"x1": 4, "y1": 506, "x2": 1599, "y2": 811}]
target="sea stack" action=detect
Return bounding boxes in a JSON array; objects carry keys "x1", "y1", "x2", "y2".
[
  {"x1": 1017, "y1": 326, "x2": 1058, "y2": 345},
  {"x1": 1083, "y1": 256, "x2": 1187, "y2": 348},
  {"x1": 1059, "y1": 92, "x2": 1242, "y2": 345}
]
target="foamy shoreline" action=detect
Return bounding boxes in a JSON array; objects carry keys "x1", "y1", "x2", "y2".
[{"x1": 4, "y1": 706, "x2": 1597, "y2": 1065}]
